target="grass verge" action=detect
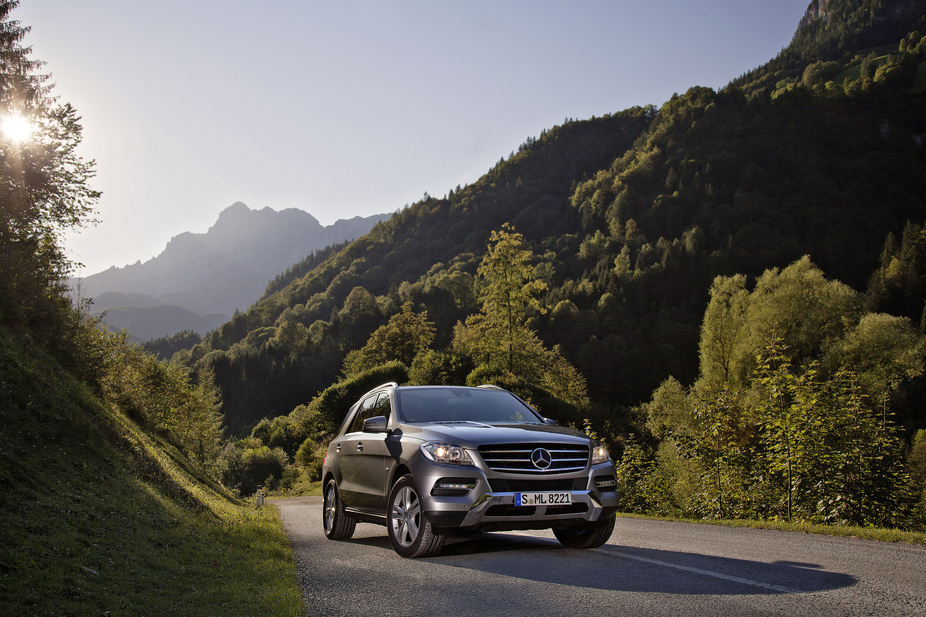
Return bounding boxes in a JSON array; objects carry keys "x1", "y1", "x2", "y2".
[{"x1": 0, "y1": 328, "x2": 306, "y2": 616}]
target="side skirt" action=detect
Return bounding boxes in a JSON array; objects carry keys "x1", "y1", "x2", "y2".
[{"x1": 344, "y1": 507, "x2": 388, "y2": 526}]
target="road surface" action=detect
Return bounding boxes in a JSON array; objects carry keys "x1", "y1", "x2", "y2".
[{"x1": 274, "y1": 496, "x2": 926, "y2": 616}]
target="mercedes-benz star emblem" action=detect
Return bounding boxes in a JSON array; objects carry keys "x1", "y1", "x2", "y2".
[{"x1": 531, "y1": 448, "x2": 553, "y2": 470}]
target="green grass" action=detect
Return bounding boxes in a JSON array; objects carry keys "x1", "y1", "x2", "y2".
[
  {"x1": 0, "y1": 328, "x2": 306, "y2": 616},
  {"x1": 616, "y1": 512, "x2": 926, "y2": 545}
]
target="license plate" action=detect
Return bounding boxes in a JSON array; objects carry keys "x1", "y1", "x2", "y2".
[{"x1": 515, "y1": 492, "x2": 572, "y2": 506}]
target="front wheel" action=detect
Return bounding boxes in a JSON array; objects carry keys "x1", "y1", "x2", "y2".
[
  {"x1": 553, "y1": 515, "x2": 615, "y2": 549},
  {"x1": 387, "y1": 474, "x2": 445, "y2": 558},
  {"x1": 323, "y1": 478, "x2": 356, "y2": 540}
]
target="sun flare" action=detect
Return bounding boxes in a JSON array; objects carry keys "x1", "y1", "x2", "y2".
[{"x1": 1, "y1": 114, "x2": 34, "y2": 143}]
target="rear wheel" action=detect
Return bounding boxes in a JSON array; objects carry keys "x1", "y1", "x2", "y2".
[
  {"x1": 387, "y1": 474, "x2": 445, "y2": 558},
  {"x1": 322, "y1": 478, "x2": 356, "y2": 540},
  {"x1": 553, "y1": 515, "x2": 615, "y2": 549}
]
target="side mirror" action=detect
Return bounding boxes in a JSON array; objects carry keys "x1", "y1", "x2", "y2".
[
  {"x1": 544, "y1": 417, "x2": 558, "y2": 426},
  {"x1": 362, "y1": 416, "x2": 390, "y2": 433}
]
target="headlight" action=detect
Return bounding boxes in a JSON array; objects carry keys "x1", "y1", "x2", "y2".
[
  {"x1": 420, "y1": 442, "x2": 475, "y2": 466},
  {"x1": 591, "y1": 443, "x2": 610, "y2": 465}
]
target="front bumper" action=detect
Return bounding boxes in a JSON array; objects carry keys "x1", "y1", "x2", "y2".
[{"x1": 410, "y1": 455, "x2": 620, "y2": 532}]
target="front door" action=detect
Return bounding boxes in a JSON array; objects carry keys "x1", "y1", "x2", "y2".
[{"x1": 340, "y1": 392, "x2": 392, "y2": 512}]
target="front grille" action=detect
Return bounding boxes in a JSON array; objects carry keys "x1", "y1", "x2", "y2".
[
  {"x1": 489, "y1": 478, "x2": 588, "y2": 492},
  {"x1": 478, "y1": 443, "x2": 589, "y2": 474}
]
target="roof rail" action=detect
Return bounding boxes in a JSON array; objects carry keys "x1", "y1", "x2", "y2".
[
  {"x1": 477, "y1": 384, "x2": 505, "y2": 391},
  {"x1": 357, "y1": 382, "x2": 399, "y2": 400}
]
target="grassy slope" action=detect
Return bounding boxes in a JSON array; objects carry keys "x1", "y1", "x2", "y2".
[{"x1": 0, "y1": 327, "x2": 305, "y2": 616}]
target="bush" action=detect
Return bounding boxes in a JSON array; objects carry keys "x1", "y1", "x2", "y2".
[
  {"x1": 295, "y1": 436, "x2": 331, "y2": 482},
  {"x1": 217, "y1": 444, "x2": 289, "y2": 496}
]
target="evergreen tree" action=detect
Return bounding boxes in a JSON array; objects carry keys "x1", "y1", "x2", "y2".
[
  {"x1": 0, "y1": 0, "x2": 100, "y2": 343},
  {"x1": 474, "y1": 223, "x2": 547, "y2": 373}
]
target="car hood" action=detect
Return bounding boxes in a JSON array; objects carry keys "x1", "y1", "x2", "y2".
[{"x1": 398, "y1": 421, "x2": 592, "y2": 449}]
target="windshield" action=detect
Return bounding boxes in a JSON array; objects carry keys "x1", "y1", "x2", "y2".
[{"x1": 397, "y1": 388, "x2": 542, "y2": 424}]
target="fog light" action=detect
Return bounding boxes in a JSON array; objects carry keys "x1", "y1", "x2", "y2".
[{"x1": 431, "y1": 478, "x2": 477, "y2": 496}]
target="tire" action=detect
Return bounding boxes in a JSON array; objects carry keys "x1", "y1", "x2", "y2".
[
  {"x1": 387, "y1": 474, "x2": 445, "y2": 558},
  {"x1": 322, "y1": 477, "x2": 356, "y2": 540},
  {"x1": 553, "y1": 514, "x2": 615, "y2": 549}
]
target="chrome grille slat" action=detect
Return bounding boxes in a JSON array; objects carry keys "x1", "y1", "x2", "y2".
[{"x1": 477, "y1": 443, "x2": 590, "y2": 474}]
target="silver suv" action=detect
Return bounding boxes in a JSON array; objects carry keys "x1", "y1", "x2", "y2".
[{"x1": 321, "y1": 383, "x2": 619, "y2": 558}]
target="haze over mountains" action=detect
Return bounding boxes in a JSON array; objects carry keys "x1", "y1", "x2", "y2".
[{"x1": 76, "y1": 202, "x2": 387, "y2": 340}]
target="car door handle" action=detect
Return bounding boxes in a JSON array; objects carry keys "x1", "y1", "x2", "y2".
[
  {"x1": 357, "y1": 442, "x2": 364, "y2": 452},
  {"x1": 336, "y1": 444, "x2": 341, "y2": 452}
]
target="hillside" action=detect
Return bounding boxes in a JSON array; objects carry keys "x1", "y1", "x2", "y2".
[
  {"x1": 0, "y1": 326, "x2": 305, "y2": 615},
  {"x1": 166, "y1": 0, "x2": 926, "y2": 439}
]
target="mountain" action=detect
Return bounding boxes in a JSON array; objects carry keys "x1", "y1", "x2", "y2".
[
  {"x1": 74, "y1": 203, "x2": 389, "y2": 338},
  {"x1": 174, "y1": 0, "x2": 926, "y2": 436}
]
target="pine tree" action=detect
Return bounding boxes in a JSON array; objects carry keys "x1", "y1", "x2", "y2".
[
  {"x1": 0, "y1": 0, "x2": 99, "y2": 339},
  {"x1": 475, "y1": 223, "x2": 547, "y2": 372}
]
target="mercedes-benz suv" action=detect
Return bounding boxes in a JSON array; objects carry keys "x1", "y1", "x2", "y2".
[{"x1": 321, "y1": 383, "x2": 619, "y2": 558}]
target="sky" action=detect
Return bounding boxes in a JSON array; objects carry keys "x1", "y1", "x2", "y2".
[{"x1": 16, "y1": 0, "x2": 811, "y2": 276}]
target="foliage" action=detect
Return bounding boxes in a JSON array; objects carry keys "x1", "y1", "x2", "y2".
[
  {"x1": 96, "y1": 327, "x2": 225, "y2": 469},
  {"x1": 752, "y1": 340, "x2": 910, "y2": 526},
  {"x1": 294, "y1": 435, "x2": 330, "y2": 483},
  {"x1": 614, "y1": 437, "x2": 675, "y2": 515},
  {"x1": 407, "y1": 348, "x2": 475, "y2": 386},
  {"x1": 699, "y1": 257, "x2": 860, "y2": 388},
  {"x1": 638, "y1": 258, "x2": 922, "y2": 528},
  {"x1": 342, "y1": 301, "x2": 435, "y2": 377},
  {"x1": 866, "y1": 220, "x2": 926, "y2": 322},
  {"x1": 474, "y1": 223, "x2": 548, "y2": 372},
  {"x1": 216, "y1": 443, "x2": 289, "y2": 496},
  {"x1": 729, "y1": 0, "x2": 926, "y2": 98},
  {"x1": 142, "y1": 329, "x2": 203, "y2": 361}
]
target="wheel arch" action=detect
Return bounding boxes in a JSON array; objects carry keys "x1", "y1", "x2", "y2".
[{"x1": 389, "y1": 464, "x2": 412, "y2": 489}]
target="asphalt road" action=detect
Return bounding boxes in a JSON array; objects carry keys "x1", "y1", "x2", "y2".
[{"x1": 274, "y1": 497, "x2": 926, "y2": 616}]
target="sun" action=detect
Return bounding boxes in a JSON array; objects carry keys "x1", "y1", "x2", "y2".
[{"x1": 1, "y1": 114, "x2": 34, "y2": 143}]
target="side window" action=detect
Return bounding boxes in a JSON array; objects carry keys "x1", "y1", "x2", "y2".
[{"x1": 348, "y1": 395, "x2": 379, "y2": 434}]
